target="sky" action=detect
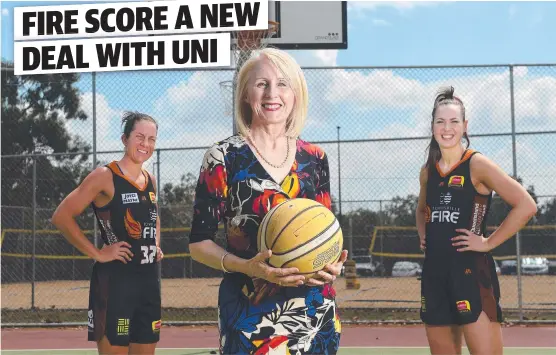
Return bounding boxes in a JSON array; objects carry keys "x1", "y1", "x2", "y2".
[
  {"x1": 1, "y1": 1, "x2": 556, "y2": 211},
  {"x1": 2, "y1": 1, "x2": 556, "y2": 65}
]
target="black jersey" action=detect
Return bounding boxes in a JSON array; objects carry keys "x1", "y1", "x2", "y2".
[
  {"x1": 92, "y1": 161, "x2": 158, "y2": 270},
  {"x1": 425, "y1": 150, "x2": 492, "y2": 260}
]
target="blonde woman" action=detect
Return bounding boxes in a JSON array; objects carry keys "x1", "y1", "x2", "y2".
[{"x1": 189, "y1": 48, "x2": 347, "y2": 354}]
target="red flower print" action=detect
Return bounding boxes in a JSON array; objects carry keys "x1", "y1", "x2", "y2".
[
  {"x1": 253, "y1": 190, "x2": 288, "y2": 215},
  {"x1": 302, "y1": 142, "x2": 325, "y2": 159},
  {"x1": 253, "y1": 335, "x2": 289, "y2": 355},
  {"x1": 323, "y1": 284, "x2": 336, "y2": 299},
  {"x1": 316, "y1": 191, "x2": 332, "y2": 210},
  {"x1": 200, "y1": 165, "x2": 227, "y2": 198}
]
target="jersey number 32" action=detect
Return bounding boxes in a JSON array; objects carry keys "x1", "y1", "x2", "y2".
[{"x1": 141, "y1": 245, "x2": 157, "y2": 264}]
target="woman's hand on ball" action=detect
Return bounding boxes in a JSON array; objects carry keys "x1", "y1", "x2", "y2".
[
  {"x1": 306, "y1": 250, "x2": 349, "y2": 286},
  {"x1": 246, "y1": 250, "x2": 305, "y2": 287}
]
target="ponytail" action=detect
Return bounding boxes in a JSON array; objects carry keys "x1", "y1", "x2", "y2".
[{"x1": 425, "y1": 136, "x2": 441, "y2": 178}]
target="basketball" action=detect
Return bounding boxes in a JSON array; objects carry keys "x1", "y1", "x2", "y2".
[{"x1": 257, "y1": 198, "x2": 343, "y2": 279}]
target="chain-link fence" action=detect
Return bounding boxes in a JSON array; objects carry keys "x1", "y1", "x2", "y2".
[{"x1": 2, "y1": 64, "x2": 555, "y2": 325}]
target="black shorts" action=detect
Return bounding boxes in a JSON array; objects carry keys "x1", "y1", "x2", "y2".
[
  {"x1": 87, "y1": 262, "x2": 161, "y2": 346},
  {"x1": 420, "y1": 252, "x2": 503, "y2": 326}
]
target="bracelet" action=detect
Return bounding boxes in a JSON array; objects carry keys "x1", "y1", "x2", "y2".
[{"x1": 221, "y1": 252, "x2": 232, "y2": 273}]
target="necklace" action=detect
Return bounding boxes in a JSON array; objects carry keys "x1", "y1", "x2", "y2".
[{"x1": 249, "y1": 136, "x2": 290, "y2": 169}]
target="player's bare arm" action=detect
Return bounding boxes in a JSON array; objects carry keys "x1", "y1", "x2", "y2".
[
  {"x1": 190, "y1": 240, "x2": 305, "y2": 287},
  {"x1": 52, "y1": 166, "x2": 133, "y2": 263},
  {"x1": 452, "y1": 154, "x2": 537, "y2": 252}
]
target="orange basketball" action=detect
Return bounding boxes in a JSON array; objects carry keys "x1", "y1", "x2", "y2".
[{"x1": 257, "y1": 198, "x2": 343, "y2": 279}]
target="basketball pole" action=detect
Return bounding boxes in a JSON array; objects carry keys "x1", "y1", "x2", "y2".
[
  {"x1": 31, "y1": 158, "x2": 37, "y2": 308},
  {"x1": 348, "y1": 217, "x2": 353, "y2": 261},
  {"x1": 92, "y1": 72, "x2": 98, "y2": 249},
  {"x1": 337, "y1": 126, "x2": 342, "y2": 223},
  {"x1": 509, "y1": 65, "x2": 523, "y2": 321}
]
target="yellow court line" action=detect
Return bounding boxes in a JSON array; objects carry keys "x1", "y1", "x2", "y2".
[
  {"x1": 370, "y1": 252, "x2": 424, "y2": 259},
  {"x1": 2, "y1": 252, "x2": 191, "y2": 259}
]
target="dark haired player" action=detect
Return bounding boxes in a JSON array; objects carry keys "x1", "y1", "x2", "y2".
[
  {"x1": 416, "y1": 87, "x2": 537, "y2": 355},
  {"x1": 53, "y1": 112, "x2": 163, "y2": 355}
]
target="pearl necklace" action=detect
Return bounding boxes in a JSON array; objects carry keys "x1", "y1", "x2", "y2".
[{"x1": 249, "y1": 136, "x2": 290, "y2": 169}]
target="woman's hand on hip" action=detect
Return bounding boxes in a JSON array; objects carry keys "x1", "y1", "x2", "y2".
[{"x1": 452, "y1": 229, "x2": 492, "y2": 252}]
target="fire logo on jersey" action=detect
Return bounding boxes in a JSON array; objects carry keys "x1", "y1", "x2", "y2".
[
  {"x1": 430, "y1": 208, "x2": 460, "y2": 223},
  {"x1": 124, "y1": 209, "x2": 142, "y2": 239},
  {"x1": 448, "y1": 175, "x2": 465, "y2": 189},
  {"x1": 425, "y1": 206, "x2": 432, "y2": 223}
]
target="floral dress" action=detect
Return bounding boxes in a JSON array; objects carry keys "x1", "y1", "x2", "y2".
[{"x1": 190, "y1": 135, "x2": 342, "y2": 355}]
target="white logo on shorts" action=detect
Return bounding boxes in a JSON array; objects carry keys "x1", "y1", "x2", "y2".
[
  {"x1": 121, "y1": 193, "x2": 139, "y2": 204},
  {"x1": 88, "y1": 309, "x2": 94, "y2": 330}
]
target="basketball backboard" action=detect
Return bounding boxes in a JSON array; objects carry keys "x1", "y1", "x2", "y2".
[{"x1": 232, "y1": 1, "x2": 348, "y2": 50}]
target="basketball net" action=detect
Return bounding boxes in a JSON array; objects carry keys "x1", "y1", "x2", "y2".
[{"x1": 219, "y1": 21, "x2": 279, "y2": 117}]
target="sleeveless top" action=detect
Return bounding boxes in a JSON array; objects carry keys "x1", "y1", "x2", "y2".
[
  {"x1": 425, "y1": 150, "x2": 493, "y2": 261},
  {"x1": 92, "y1": 161, "x2": 158, "y2": 272}
]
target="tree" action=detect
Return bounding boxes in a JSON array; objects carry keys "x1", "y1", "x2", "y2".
[
  {"x1": 341, "y1": 208, "x2": 382, "y2": 255},
  {"x1": 487, "y1": 177, "x2": 539, "y2": 226},
  {"x1": 158, "y1": 173, "x2": 198, "y2": 228},
  {"x1": 1, "y1": 61, "x2": 90, "y2": 215},
  {"x1": 342, "y1": 208, "x2": 381, "y2": 235},
  {"x1": 538, "y1": 198, "x2": 556, "y2": 225},
  {"x1": 384, "y1": 194, "x2": 419, "y2": 226}
]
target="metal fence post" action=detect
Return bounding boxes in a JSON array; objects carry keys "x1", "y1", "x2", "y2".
[
  {"x1": 93, "y1": 71, "x2": 98, "y2": 248},
  {"x1": 337, "y1": 126, "x2": 342, "y2": 223},
  {"x1": 510, "y1": 65, "x2": 524, "y2": 321},
  {"x1": 21, "y1": 208, "x2": 26, "y2": 281},
  {"x1": 379, "y1": 200, "x2": 384, "y2": 268},
  {"x1": 31, "y1": 158, "x2": 37, "y2": 309},
  {"x1": 348, "y1": 217, "x2": 353, "y2": 260},
  {"x1": 156, "y1": 149, "x2": 161, "y2": 200},
  {"x1": 157, "y1": 149, "x2": 162, "y2": 282}
]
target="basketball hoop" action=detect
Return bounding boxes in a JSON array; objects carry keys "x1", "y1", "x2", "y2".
[
  {"x1": 219, "y1": 79, "x2": 234, "y2": 117},
  {"x1": 233, "y1": 21, "x2": 279, "y2": 53},
  {"x1": 219, "y1": 21, "x2": 279, "y2": 117}
]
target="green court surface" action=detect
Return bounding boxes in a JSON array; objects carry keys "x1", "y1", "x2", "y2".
[{"x1": 3, "y1": 347, "x2": 555, "y2": 355}]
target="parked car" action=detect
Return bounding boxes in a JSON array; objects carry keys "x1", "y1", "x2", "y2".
[
  {"x1": 548, "y1": 259, "x2": 556, "y2": 275},
  {"x1": 493, "y1": 259, "x2": 501, "y2": 275},
  {"x1": 500, "y1": 257, "x2": 549, "y2": 275},
  {"x1": 341, "y1": 255, "x2": 385, "y2": 277},
  {"x1": 392, "y1": 261, "x2": 422, "y2": 277}
]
